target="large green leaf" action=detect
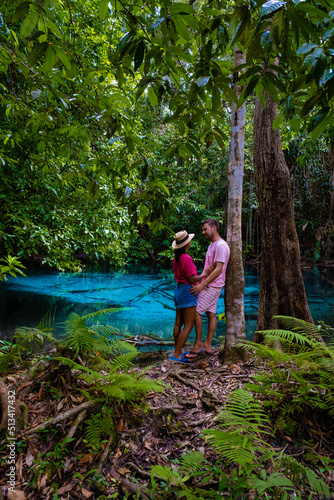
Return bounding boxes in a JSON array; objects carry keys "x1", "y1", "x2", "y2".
[
  {"x1": 134, "y1": 40, "x2": 145, "y2": 71},
  {"x1": 20, "y1": 12, "x2": 39, "y2": 38},
  {"x1": 99, "y1": 0, "x2": 109, "y2": 19},
  {"x1": 260, "y1": 0, "x2": 286, "y2": 18}
]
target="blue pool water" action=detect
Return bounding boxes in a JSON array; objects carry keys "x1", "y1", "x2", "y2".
[{"x1": 0, "y1": 265, "x2": 333, "y2": 344}]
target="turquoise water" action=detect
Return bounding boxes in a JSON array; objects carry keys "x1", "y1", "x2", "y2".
[{"x1": 0, "y1": 265, "x2": 333, "y2": 344}]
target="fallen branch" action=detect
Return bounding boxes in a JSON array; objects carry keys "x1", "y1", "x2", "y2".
[
  {"x1": 24, "y1": 400, "x2": 96, "y2": 436},
  {"x1": 110, "y1": 466, "x2": 150, "y2": 500},
  {"x1": 169, "y1": 372, "x2": 200, "y2": 392},
  {"x1": 121, "y1": 477, "x2": 150, "y2": 500}
]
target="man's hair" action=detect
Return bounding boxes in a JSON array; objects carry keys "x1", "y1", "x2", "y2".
[{"x1": 201, "y1": 218, "x2": 219, "y2": 231}]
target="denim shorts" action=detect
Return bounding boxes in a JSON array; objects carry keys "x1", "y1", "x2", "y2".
[{"x1": 174, "y1": 282, "x2": 197, "y2": 309}]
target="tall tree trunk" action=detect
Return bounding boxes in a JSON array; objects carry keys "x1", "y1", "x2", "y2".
[
  {"x1": 224, "y1": 48, "x2": 246, "y2": 362},
  {"x1": 253, "y1": 89, "x2": 313, "y2": 337}
]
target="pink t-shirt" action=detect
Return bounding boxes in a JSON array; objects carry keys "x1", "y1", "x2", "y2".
[
  {"x1": 173, "y1": 253, "x2": 197, "y2": 285},
  {"x1": 203, "y1": 238, "x2": 230, "y2": 288}
]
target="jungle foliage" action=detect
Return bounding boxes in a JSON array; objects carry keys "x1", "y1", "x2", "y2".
[
  {"x1": 1, "y1": 0, "x2": 333, "y2": 269},
  {"x1": 0, "y1": 308, "x2": 165, "y2": 497}
]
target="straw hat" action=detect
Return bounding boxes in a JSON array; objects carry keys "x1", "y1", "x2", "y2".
[{"x1": 172, "y1": 230, "x2": 195, "y2": 249}]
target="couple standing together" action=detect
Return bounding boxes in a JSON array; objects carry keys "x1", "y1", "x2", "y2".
[{"x1": 170, "y1": 218, "x2": 230, "y2": 364}]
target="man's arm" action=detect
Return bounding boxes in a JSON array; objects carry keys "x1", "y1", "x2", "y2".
[{"x1": 190, "y1": 261, "x2": 223, "y2": 295}]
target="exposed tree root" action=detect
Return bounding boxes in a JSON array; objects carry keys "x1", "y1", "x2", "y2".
[
  {"x1": 97, "y1": 432, "x2": 114, "y2": 475},
  {"x1": 24, "y1": 400, "x2": 96, "y2": 436},
  {"x1": 64, "y1": 408, "x2": 87, "y2": 442}
]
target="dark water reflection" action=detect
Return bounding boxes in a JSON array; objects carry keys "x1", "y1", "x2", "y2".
[{"x1": 0, "y1": 264, "x2": 333, "y2": 345}]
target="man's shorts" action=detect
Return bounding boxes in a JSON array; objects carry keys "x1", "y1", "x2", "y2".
[{"x1": 196, "y1": 286, "x2": 222, "y2": 314}]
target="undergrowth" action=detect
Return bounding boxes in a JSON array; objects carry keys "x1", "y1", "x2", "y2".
[{"x1": 147, "y1": 316, "x2": 334, "y2": 499}]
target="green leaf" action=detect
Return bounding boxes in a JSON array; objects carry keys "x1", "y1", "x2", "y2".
[
  {"x1": 183, "y1": 15, "x2": 200, "y2": 31},
  {"x1": 303, "y1": 48, "x2": 323, "y2": 69},
  {"x1": 28, "y1": 42, "x2": 49, "y2": 66},
  {"x1": 296, "y1": 4, "x2": 330, "y2": 19},
  {"x1": 152, "y1": 17, "x2": 165, "y2": 29},
  {"x1": 324, "y1": 26, "x2": 334, "y2": 41},
  {"x1": 197, "y1": 76, "x2": 210, "y2": 87},
  {"x1": 47, "y1": 20, "x2": 62, "y2": 38},
  {"x1": 134, "y1": 40, "x2": 145, "y2": 71},
  {"x1": 272, "y1": 112, "x2": 285, "y2": 130},
  {"x1": 212, "y1": 85, "x2": 220, "y2": 111},
  {"x1": 289, "y1": 11, "x2": 320, "y2": 43},
  {"x1": 169, "y1": 3, "x2": 195, "y2": 15},
  {"x1": 326, "y1": 74, "x2": 334, "y2": 100},
  {"x1": 147, "y1": 86, "x2": 158, "y2": 106},
  {"x1": 54, "y1": 46, "x2": 71, "y2": 71},
  {"x1": 310, "y1": 114, "x2": 331, "y2": 139},
  {"x1": 118, "y1": 32, "x2": 133, "y2": 52},
  {"x1": 173, "y1": 16, "x2": 191, "y2": 41},
  {"x1": 99, "y1": 0, "x2": 109, "y2": 19},
  {"x1": 297, "y1": 43, "x2": 318, "y2": 55},
  {"x1": 261, "y1": 31, "x2": 272, "y2": 49},
  {"x1": 260, "y1": 0, "x2": 286, "y2": 18},
  {"x1": 20, "y1": 12, "x2": 39, "y2": 38},
  {"x1": 13, "y1": 2, "x2": 30, "y2": 23},
  {"x1": 271, "y1": 9, "x2": 284, "y2": 45},
  {"x1": 178, "y1": 119, "x2": 185, "y2": 135},
  {"x1": 244, "y1": 75, "x2": 260, "y2": 99},
  {"x1": 43, "y1": 46, "x2": 56, "y2": 74}
]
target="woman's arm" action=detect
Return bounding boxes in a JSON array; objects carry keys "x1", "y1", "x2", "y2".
[
  {"x1": 190, "y1": 261, "x2": 223, "y2": 295},
  {"x1": 187, "y1": 264, "x2": 216, "y2": 284}
]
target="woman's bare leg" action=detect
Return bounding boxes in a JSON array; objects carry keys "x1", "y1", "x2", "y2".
[{"x1": 172, "y1": 306, "x2": 196, "y2": 358}]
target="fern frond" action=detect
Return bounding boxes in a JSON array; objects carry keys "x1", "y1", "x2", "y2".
[
  {"x1": 81, "y1": 307, "x2": 127, "y2": 321},
  {"x1": 277, "y1": 453, "x2": 330, "y2": 497},
  {"x1": 99, "y1": 417, "x2": 114, "y2": 435},
  {"x1": 110, "y1": 351, "x2": 138, "y2": 370},
  {"x1": 250, "y1": 472, "x2": 295, "y2": 494},
  {"x1": 54, "y1": 356, "x2": 93, "y2": 374},
  {"x1": 261, "y1": 329, "x2": 322, "y2": 350},
  {"x1": 179, "y1": 451, "x2": 205, "y2": 474},
  {"x1": 217, "y1": 388, "x2": 272, "y2": 434},
  {"x1": 203, "y1": 429, "x2": 256, "y2": 467},
  {"x1": 14, "y1": 327, "x2": 56, "y2": 345},
  {"x1": 274, "y1": 316, "x2": 320, "y2": 337},
  {"x1": 37, "y1": 309, "x2": 56, "y2": 333},
  {"x1": 150, "y1": 465, "x2": 175, "y2": 482}
]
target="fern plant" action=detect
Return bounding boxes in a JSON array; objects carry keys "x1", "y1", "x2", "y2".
[
  {"x1": 0, "y1": 310, "x2": 58, "y2": 371},
  {"x1": 149, "y1": 388, "x2": 330, "y2": 499},
  {"x1": 238, "y1": 316, "x2": 334, "y2": 428},
  {"x1": 62, "y1": 308, "x2": 126, "y2": 357}
]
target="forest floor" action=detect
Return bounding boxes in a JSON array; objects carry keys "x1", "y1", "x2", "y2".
[{"x1": 1, "y1": 348, "x2": 334, "y2": 500}]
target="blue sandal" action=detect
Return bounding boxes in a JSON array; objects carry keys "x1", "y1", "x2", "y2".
[{"x1": 169, "y1": 354, "x2": 191, "y2": 364}]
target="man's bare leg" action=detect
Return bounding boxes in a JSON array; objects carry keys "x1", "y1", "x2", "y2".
[{"x1": 203, "y1": 311, "x2": 216, "y2": 353}]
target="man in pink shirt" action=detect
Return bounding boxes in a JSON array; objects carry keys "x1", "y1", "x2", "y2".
[{"x1": 187, "y1": 218, "x2": 230, "y2": 358}]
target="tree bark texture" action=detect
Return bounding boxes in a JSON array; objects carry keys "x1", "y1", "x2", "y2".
[
  {"x1": 224, "y1": 48, "x2": 246, "y2": 360},
  {"x1": 253, "y1": 90, "x2": 313, "y2": 336}
]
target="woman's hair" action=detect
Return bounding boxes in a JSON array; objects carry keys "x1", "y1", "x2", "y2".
[{"x1": 174, "y1": 245, "x2": 187, "y2": 263}]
